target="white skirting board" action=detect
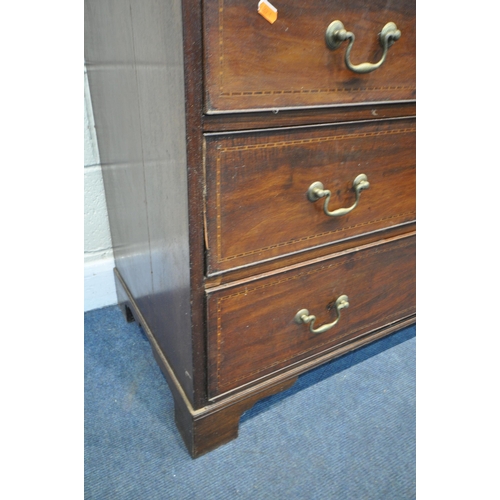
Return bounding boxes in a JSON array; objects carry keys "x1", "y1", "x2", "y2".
[{"x1": 84, "y1": 257, "x2": 118, "y2": 312}]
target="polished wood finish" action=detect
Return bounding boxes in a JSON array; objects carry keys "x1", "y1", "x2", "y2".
[
  {"x1": 203, "y1": 101, "x2": 416, "y2": 132},
  {"x1": 115, "y1": 263, "x2": 413, "y2": 455},
  {"x1": 115, "y1": 266, "x2": 299, "y2": 457},
  {"x1": 180, "y1": 0, "x2": 210, "y2": 408},
  {"x1": 204, "y1": 221, "x2": 416, "y2": 287},
  {"x1": 85, "y1": 0, "x2": 198, "y2": 404},
  {"x1": 204, "y1": 0, "x2": 415, "y2": 112},
  {"x1": 205, "y1": 117, "x2": 415, "y2": 273},
  {"x1": 172, "y1": 376, "x2": 298, "y2": 458},
  {"x1": 207, "y1": 233, "x2": 415, "y2": 397},
  {"x1": 86, "y1": 0, "x2": 416, "y2": 458}
]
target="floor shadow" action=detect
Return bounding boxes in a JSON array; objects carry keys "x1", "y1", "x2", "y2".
[{"x1": 241, "y1": 323, "x2": 416, "y2": 423}]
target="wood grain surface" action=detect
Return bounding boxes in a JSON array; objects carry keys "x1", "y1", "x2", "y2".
[
  {"x1": 204, "y1": 0, "x2": 415, "y2": 112},
  {"x1": 205, "y1": 118, "x2": 415, "y2": 273},
  {"x1": 85, "y1": 0, "x2": 197, "y2": 403},
  {"x1": 203, "y1": 102, "x2": 416, "y2": 132},
  {"x1": 207, "y1": 233, "x2": 416, "y2": 397}
]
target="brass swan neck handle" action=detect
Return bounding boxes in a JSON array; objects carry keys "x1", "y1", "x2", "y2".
[
  {"x1": 307, "y1": 174, "x2": 370, "y2": 218},
  {"x1": 294, "y1": 295, "x2": 349, "y2": 335},
  {"x1": 325, "y1": 20, "x2": 401, "y2": 74}
]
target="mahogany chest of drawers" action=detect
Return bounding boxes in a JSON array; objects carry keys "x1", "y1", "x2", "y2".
[{"x1": 85, "y1": 0, "x2": 415, "y2": 457}]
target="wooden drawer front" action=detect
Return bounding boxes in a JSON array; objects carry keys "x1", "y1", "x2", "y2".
[
  {"x1": 203, "y1": 0, "x2": 415, "y2": 112},
  {"x1": 207, "y1": 234, "x2": 415, "y2": 397},
  {"x1": 205, "y1": 118, "x2": 415, "y2": 274}
]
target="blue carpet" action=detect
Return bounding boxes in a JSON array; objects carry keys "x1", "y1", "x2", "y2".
[{"x1": 85, "y1": 305, "x2": 415, "y2": 499}]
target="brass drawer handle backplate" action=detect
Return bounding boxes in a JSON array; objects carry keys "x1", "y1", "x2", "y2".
[
  {"x1": 294, "y1": 295, "x2": 349, "y2": 335},
  {"x1": 325, "y1": 20, "x2": 401, "y2": 74},
  {"x1": 307, "y1": 174, "x2": 369, "y2": 217}
]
